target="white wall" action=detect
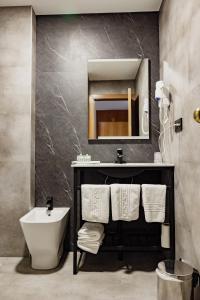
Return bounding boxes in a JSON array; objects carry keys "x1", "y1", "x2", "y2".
[{"x1": 135, "y1": 59, "x2": 149, "y2": 136}]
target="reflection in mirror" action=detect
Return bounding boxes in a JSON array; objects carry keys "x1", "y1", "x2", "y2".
[{"x1": 88, "y1": 58, "x2": 150, "y2": 141}]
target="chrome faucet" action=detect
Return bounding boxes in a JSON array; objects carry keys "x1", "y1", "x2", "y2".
[
  {"x1": 46, "y1": 196, "x2": 53, "y2": 216},
  {"x1": 115, "y1": 148, "x2": 126, "y2": 164}
]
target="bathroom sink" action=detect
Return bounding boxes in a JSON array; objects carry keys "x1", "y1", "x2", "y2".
[
  {"x1": 20, "y1": 207, "x2": 70, "y2": 269},
  {"x1": 101, "y1": 163, "x2": 174, "y2": 167},
  {"x1": 71, "y1": 162, "x2": 174, "y2": 167}
]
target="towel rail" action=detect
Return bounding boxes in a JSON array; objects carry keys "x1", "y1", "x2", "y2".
[{"x1": 75, "y1": 184, "x2": 173, "y2": 190}]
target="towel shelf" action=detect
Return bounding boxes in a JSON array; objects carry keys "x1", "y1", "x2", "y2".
[
  {"x1": 72, "y1": 164, "x2": 174, "y2": 274},
  {"x1": 100, "y1": 245, "x2": 162, "y2": 252}
]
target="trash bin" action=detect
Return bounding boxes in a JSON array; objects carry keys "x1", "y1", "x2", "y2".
[{"x1": 156, "y1": 260, "x2": 194, "y2": 300}]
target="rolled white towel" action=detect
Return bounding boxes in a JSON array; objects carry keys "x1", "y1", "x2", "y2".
[
  {"x1": 161, "y1": 224, "x2": 170, "y2": 248},
  {"x1": 78, "y1": 222, "x2": 104, "y2": 242},
  {"x1": 111, "y1": 184, "x2": 140, "y2": 221},
  {"x1": 81, "y1": 184, "x2": 110, "y2": 223},
  {"x1": 142, "y1": 184, "x2": 166, "y2": 223}
]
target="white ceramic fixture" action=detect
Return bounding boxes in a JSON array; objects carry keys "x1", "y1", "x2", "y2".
[
  {"x1": 71, "y1": 162, "x2": 174, "y2": 168},
  {"x1": 20, "y1": 207, "x2": 70, "y2": 270}
]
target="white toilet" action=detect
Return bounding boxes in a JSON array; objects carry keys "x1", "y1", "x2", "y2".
[{"x1": 20, "y1": 207, "x2": 70, "y2": 270}]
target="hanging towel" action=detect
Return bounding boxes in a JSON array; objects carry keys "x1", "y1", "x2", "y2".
[
  {"x1": 77, "y1": 222, "x2": 105, "y2": 254},
  {"x1": 142, "y1": 184, "x2": 166, "y2": 223},
  {"x1": 81, "y1": 185, "x2": 110, "y2": 223},
  {"x1": 111, "y1": 184, "x2": 141, "y2": 221}
]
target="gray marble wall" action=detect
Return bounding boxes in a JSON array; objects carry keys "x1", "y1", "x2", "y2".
[
  {"x1": 160, "y1": 0, "x2": 200, "y2": 277},
  {"x1": 36, "y1": 13, "x2": 160, "y2": 247},
  {"x1": 0, "y1": 7, "x2": 36, "y2": 256}
]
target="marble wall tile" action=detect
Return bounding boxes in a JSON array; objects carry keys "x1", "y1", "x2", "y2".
[
  {"x1": 0, "y1": 7, "x2": 36, "y2": 256},
  {"x1": 160, "y1": 0, "x2": 200, "y2": 276},
  {"x1": 0, "y1": 7, "x2": 32, "y2": 68},
  {"x1": 0, "y1": 66, "x2": 31, "y2": 117},
  {"x1": 31, "y1": 9, "x2": 36, "y2": 208},
  {"x1": 0, "y1": 162, "x2": 30, "y2": 256},
  {"x1": 36, "y1": 13, "x2": 160, "y2": 248},
  {"x1": 0, "y1": 114, "x2": 31, "y2": 162}
]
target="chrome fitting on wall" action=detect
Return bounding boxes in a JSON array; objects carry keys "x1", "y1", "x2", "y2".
[{"x1": 193, "y1": 108, "x2": 200, "y2": 123}]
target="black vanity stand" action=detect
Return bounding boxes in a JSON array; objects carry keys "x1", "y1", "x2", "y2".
[{"x1": 72, "y1": 164, "x2": 175, "y2": 275}]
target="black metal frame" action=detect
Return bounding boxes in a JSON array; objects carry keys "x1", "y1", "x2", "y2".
[{"x1": 72, "y1": 165, "x2": 174, "y2": 274}]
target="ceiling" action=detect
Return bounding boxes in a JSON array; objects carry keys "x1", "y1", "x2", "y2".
[
  {"x1": 0, "y1": 0, "x2": 162, "y2": 15},
  {"x1": 88, "y1": 59, "x2": 142, "y2": 81}
]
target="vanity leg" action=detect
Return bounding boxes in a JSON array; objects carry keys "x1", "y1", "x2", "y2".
[
  {"x1": 73, "y1": 170, "x2": 78, "y2": 275},
  {"x1": 170, "y1": 171, "x2": 175, "y2": 259},
  {"x1": 73, "y1": 248, "x2": 78, "y2": 275}
]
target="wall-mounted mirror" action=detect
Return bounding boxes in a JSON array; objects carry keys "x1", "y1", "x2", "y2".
[{"x1": 88, "y1": 58, "x2": 150, "y2": 142}]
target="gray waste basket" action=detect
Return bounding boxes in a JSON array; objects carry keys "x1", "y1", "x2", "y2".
[{"x1": 156, "y1": 260, "x2": 193, "y2": 300}]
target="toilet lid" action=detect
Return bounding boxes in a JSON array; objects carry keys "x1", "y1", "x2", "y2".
[{"x1": 158, "y1": 260, "x2": 193, "y2": 280}]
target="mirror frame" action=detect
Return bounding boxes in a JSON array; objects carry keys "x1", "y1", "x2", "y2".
[{"x1": 88, "y1": 59, "x2": 151, "y2": 144}]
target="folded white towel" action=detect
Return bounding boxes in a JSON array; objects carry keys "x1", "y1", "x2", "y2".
[
  {"x1": 78, "y1": 222, "x2": 104, "y2": 242},
  {"x1": 111, "y1": 184, "x2": 140, "y2": 221},
  {"x1": 81, "y1": 185, "x2": 110, "y2": 223},
  {"x1": 78, "y1": 222, "x2": 105, "y2": 254},
  {"x1": 142, "y1": 184, "x2": 166, "y2": 223},
  {"x1": 78, "y1": 233, "x2": 105, "y2": 254}
]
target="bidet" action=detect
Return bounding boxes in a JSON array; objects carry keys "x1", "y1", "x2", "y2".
[{"x1": 20, "y1": 207, "x2": 70, "y2": 269}]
